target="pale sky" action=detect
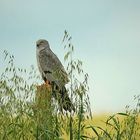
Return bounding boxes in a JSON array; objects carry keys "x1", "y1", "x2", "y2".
[{"x1": 0, "y1": 0, "x2": 140, "y2": 113}]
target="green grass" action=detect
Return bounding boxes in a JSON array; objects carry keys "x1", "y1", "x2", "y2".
[{"x1": 0, "y1": 32, "x2": 140, "y2": 140}]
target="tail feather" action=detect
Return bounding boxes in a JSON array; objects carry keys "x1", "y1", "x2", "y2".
[
  {"x1": 59, "y1": 86, "x2": 75, "y2": 112},
  {"x1": 52, "y1": 84, "x2": 75, "y2": 112}
]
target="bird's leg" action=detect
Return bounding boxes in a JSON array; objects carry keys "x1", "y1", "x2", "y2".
[{"x1": 45, "y1": 80, "x2": 52, "y2": 91}]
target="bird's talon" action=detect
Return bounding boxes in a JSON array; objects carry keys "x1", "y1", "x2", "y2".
[{"x1": 45, "y1": 80, "x2": 52, "y2": 90}]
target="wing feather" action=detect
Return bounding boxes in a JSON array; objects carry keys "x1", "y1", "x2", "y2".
[{"x1": 38, "y1": 48, "x2": 69, "y2": 87}]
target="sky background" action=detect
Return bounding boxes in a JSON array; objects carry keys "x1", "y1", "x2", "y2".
[{"x1": 0, "y1": 0, "x2": 140, "y2": 114}]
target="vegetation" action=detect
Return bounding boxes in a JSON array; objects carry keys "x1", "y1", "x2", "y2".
[{"x1": 0, "y1": 31, "x2": 140, "y2": 140}]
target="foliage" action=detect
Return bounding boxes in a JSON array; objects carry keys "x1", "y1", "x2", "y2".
[
  {"x1": 86, "y1": 96, "x2": 140, "y2": 140},
  {"x1": 0, "y1": 32, "x2": 140, "y2": 140}
]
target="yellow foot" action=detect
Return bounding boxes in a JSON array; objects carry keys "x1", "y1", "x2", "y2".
[{"x1": 45, "y1": 80, "x2": 52, "y2": 91}]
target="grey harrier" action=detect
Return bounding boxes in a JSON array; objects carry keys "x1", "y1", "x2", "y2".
[{"x1": 36, "y1": 39, "x2": 74, "y2": 112}]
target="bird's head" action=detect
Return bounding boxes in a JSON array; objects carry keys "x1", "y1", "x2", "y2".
[{"x1": 36, "y1": 39, "x2": 50, "y2": 51}]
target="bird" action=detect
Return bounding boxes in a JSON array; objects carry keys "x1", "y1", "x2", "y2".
[{"x1": 36, "y1": 39, "x2": 75, "y2": 112}]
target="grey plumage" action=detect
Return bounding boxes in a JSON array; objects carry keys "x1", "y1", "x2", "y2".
[{"x1": 36, "y1": 39, "x2": 74, "y2": 112}]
